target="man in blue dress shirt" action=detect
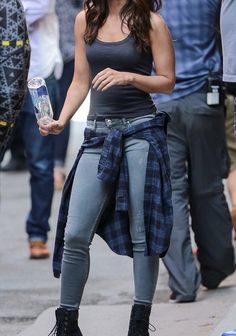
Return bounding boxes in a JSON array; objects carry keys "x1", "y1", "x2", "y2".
[{"x1": 153, "y1": 0, "x2": 235, "y2": 303}]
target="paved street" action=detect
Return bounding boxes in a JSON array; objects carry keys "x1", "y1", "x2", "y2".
[{"x1": 0, "y1": 121, "x2": 236, "y2": 336}]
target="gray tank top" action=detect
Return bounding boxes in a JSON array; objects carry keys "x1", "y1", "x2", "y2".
[{"x1": 86, "y1": 34, "x2": 156, "y2": 119}]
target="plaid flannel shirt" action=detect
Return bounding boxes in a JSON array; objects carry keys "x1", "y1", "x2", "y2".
[{"x1": 53, "y1": 114, "x2": 173, "y2": 278}]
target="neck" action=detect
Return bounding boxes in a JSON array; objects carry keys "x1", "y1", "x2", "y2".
[{"x1": 108, "y1": 0, "x2": 126, "y2": 15}]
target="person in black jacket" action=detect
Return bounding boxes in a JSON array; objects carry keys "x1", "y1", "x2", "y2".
[{"x1": 0, "y1": 0, "x2": 30, "y2": 162}]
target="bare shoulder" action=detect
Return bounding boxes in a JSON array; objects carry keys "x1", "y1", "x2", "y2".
[
  {"x1": 150, "y1": 12, "x2": 171, "y2": 42},
  {"x1": 150, "y1": 12, "x2": 169, "y2": 35},
  {"x1": 75, "y1": 10, "x2": 86, "y2": 35}
]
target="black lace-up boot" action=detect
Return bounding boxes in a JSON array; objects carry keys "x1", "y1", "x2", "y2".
[
  {"x1": 128, "y1": 304, "x2": 156, "y2": 336},
  {"x1": 48, "y1": 308, "x2": 83, "y2": 336}
]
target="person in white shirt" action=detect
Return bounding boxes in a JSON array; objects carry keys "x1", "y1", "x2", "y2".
[{"x1": 19, "y1": 0, "x2": 62, "y2": 259}]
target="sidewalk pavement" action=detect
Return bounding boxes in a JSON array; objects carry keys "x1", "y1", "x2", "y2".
[
  {"x1": 19, "y1": 303, "x2": 236, "y2": 336},
  {"x1": 19, "y1": 282, "x2": 236, "y2": 336},
  {"x1": 1, "y1": 121, "x2": 236, "y2": 336}
]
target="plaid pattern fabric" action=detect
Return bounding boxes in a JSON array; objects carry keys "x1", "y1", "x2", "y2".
[
  {"x1": 153, "y1": 0, "x2": 222, "y2": 104},
  {"x1": 53, "y1": 114, "x2": 173, "y2": 278}
]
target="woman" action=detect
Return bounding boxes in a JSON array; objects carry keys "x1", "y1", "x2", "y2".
[{"x1": 40, "y1": 0, "x2": 175, "y2": 335}]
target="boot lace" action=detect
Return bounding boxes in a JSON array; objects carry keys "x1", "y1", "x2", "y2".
[
  {"x1": 129, "y1": 320, "x2": 157, "y2": 335},
  {"x1": 148, "y1": 322, "x2": 157, "y2": 333},
  {"x1": 48, "y1": 320, "x2": 66, "y2": 336}
]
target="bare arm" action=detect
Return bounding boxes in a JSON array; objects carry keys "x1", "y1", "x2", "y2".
[
  {"x1": 39, "y1": 11, "x2": 91, "y2": 135},
  {"x1": 131, "y1": 13, "x2": 175, "y2": 94},
  {"x1": 58, "y1": 11, "x2": 90, "y2": 125},
  {"x1": 92, "y1": 13, "x2": 175, "y2": 94}
]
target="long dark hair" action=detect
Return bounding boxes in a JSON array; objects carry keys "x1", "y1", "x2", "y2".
[{"x1": 84, "y1": 0, "x2": 162, "y2": 52}]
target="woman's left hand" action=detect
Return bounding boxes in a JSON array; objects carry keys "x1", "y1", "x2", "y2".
[{"x1": 92, "y1": 68, "x2": 133, "y2": 91}]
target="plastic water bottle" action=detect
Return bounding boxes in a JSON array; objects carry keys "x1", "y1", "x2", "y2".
[{"x1": 28, "y1": 77, "x2": 53, "y2": 125}]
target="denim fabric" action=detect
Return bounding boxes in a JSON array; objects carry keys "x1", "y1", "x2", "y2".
[
  {"x1": 60, "y1": 115, "x2": 159, "y2": 309},
  {"x1": 53, "y1": 113, "x2": 173, "y2": 278},
  {"x1": 20, "y1": 74, "x2": 57, "y2": 241}
]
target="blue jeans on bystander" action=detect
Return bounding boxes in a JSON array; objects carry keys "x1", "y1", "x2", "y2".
[{"x1": 20, "y1": 74, "x2": 58, "y2": 242}]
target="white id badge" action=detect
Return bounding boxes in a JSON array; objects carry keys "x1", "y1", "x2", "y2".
[
  {"x1": 207, "y1": 84, "x2": 220, "y2": 105},
  {"x1": 207, "y1": 92, "x2": 220, "y2": 105}
]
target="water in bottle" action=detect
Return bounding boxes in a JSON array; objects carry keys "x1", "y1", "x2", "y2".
[{"x1": 28, "y1": 77, "x2": 53, "y2": 125}]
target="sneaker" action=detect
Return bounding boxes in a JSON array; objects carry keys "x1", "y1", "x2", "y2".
[
  {"x1": 222, "y1": 330, "x2": 236, "y2": 336},
  {"x1": 29, "y1": 241, "x2": 50, "y2": 259},
  {"x1": 169, "y1": 292, "x2": 196, "y2": 303}
]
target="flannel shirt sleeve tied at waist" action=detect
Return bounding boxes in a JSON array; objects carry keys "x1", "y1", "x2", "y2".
[
  {"x1": 52, "y1": 114, "x2": 173, "y2": 278},
  {"x1": 97, "y1": 128, "x2": 129, "y2": 212}
]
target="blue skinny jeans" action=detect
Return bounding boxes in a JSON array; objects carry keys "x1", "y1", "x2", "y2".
[{"x1": 60, "y1": 114, "x2": 159, "y2": 309}]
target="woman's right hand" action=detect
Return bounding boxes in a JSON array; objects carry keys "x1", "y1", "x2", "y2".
[{"x1": 38, "y1": 119, "x2": 65, "y2": 136}]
